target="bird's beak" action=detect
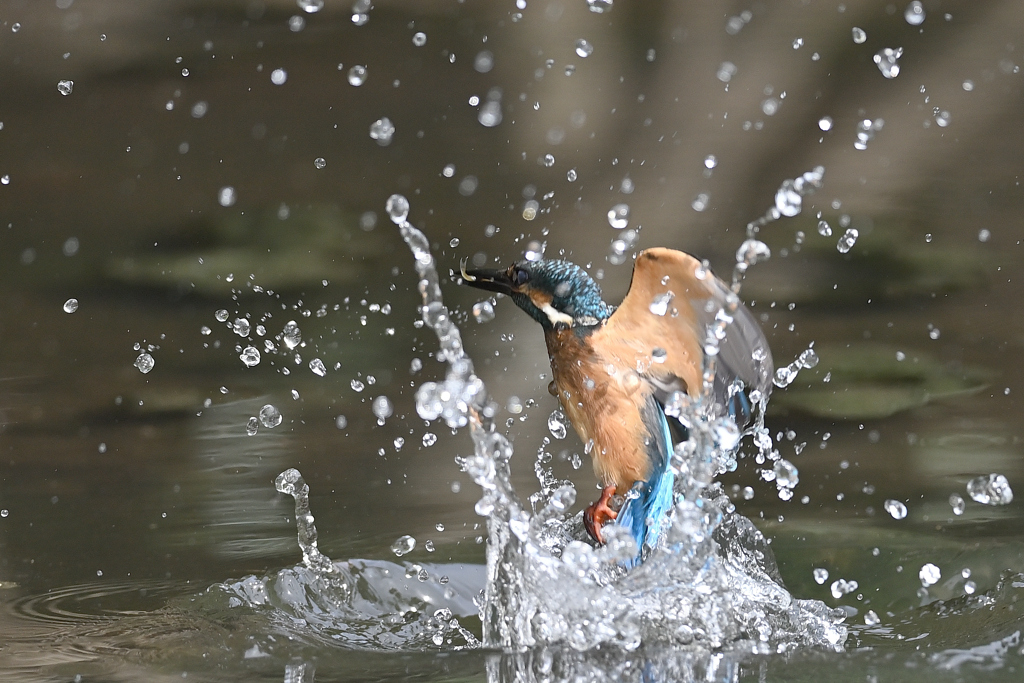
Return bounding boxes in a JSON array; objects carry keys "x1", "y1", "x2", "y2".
[{"x1": 460, "y1": 258, "x2": 514, "y2": 295}]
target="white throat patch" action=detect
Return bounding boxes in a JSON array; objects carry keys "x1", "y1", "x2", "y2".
[{"x1": 540, "y1": 302, "x2": 576, "y2": 328}]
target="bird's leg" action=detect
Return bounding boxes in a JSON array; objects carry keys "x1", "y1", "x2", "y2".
[{"x1": 584, "y1": 484, "x2": 619, "y2": 544}]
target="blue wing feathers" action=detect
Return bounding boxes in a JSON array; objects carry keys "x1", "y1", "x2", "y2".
[{"x1": 615, "y1": 397, "x2": 676, "y2": 567}]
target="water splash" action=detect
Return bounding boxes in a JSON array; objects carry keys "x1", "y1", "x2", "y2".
[
  {"x1": 387, "y1": 194, "x2": 846, "y2": 652},
  {"x1": 274, "y1": 469, "x2": 337, "y2": 575}
]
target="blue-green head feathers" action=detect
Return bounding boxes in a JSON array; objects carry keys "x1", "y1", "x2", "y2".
[{"x1": 461, "y1": 258, "x2": 612, "y2": 330}]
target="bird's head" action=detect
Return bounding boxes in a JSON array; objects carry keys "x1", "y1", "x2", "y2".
[{"x1": 461, "y1": 258, "x2": 612, "y2": 330}]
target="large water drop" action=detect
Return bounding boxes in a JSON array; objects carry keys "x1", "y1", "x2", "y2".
[
  {"x1": 386, "y1": 194, "x2": 410, "y2": 224},
  {"x1": 259, "y1": 404, "x2": 283, "y2": 428},
  {"x1": 966, "y1": 473, "x2": 1013, "y2": 505},
  {"x1": 134, "y1": 352, "x2": 155, "y2": 374},
  {"x1": 607, "y1": 203, "x2": 630, "y2": 229},
  {"x1": 873, "y1": 47, "x2": 903, "y2": 79},
  {"x1": 904, "y1": 1, "x2": 925, "y2": 26},
  {"x1": 391, "y1": 535, "x2": 415, "y2": 556},
  {"x1": 347, "y1": 65, "x2": 367, "y2": 86},
  {"x1": 369, "y1": 117, "x2": 395, "y2": 146}
]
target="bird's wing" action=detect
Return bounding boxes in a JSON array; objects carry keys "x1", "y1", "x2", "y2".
[{"x1": 601, "y1": 248, "x2": 773, "y2": 420}]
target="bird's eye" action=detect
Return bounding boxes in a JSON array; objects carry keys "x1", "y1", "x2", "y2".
[{"x1": 510, "y1": 267, "x2": 530, "y2": 287}]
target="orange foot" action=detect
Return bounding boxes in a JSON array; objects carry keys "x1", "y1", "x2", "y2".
[{"x1": 584, "y1": 485, "x2": 619, "y2": 545}]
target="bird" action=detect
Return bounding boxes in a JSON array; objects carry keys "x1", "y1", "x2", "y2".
[{"x1": 460, "y1": 247, "x2": 773, "y2": 565}]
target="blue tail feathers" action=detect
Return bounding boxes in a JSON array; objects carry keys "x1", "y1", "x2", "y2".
[{"x1": 615, "y1": 399, "x2": 676, "y2": 567}]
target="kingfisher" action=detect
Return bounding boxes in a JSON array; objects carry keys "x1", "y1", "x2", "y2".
[{"x1": 461, "y1": 248, "x2": 773, "y2": 564}]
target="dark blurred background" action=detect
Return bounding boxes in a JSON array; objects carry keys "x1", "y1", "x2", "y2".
[{"x1": 1, "y1": 0, "x2": 1023, "y2": 673}]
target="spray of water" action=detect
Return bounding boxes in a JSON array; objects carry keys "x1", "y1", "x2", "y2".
[{"x1": 387, "y1": 189, "x2": 847, "y2": 652}]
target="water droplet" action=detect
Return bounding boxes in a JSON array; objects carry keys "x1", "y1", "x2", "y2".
[
  {"x1": 391, "y1": 535, "x2": 416, "y2": 556},
  {"x1": 478, "y1": 99, "x2": 502, "y2": 127},
  {"x1": 854, "y1": 118, "x2": 884, "y2": 150},
  {"x1": 798, "y1": 348, "x2": 819, "y2": 369},
  {"x1": 966, "y1": 473, "x2": 1014, "y2": 505},
  {"x1": 313, "y1": 157, "x2": 326, "y2": 169},
  {"x1": 57, "y1": 80, "x2": 74, "y2": 96},
  {"x1": 246, "y1": 417, "x2": 259, "y2": 436},
  {"x1": 864, "y1": 610, "x2": 880, "y2": 626},
  {"x1": 607, "y1": 203, "x2": 630, "y2": 229},
  {"x1": 0, "y1": 509, "x2": 8, "y2": 518},
  {"x1": 288, "y1": 15, "x2": 305, "y2": 31},
  {"x1": 792, "y1": 38, "x2": 804, "y2": 49},
  {"x1": 716, "y1": 61, "x2": 738, "y2": 83},
  {"x1": 351, "y1": 379, "x2": 365, "y2": 392},
  {"x1": 422, "y1": 432, "x2": 437, "y2": 447},
  {"x1": 541, "y1": 153, "x2": 555, "y2": 167},
  {"x1": 817, "y1": 220, "x2": 832, "y2": 236},
  {"x1": 369, "y1": 117, "x2": 395, "y2": 146},
  {"x1": 0, "y1": 175, "x2": 9, "y2": 185},
  {"x1": 458, "y1": 176, "x2": 479, "y2": 197},
  {"x1": 218, "y1": 186, "x2": 237, "y2": 207},
  {"x1": 547, "y1": 410, "x2": 567, "y2": 439},
  {"x1": 298, "y1": 0, "x2": 324, "y2": 12},
  {"x1": 818, "y1": 116, "x2": 833, "y2": 131},
  {"x1": 259, "y1": 404, "x2": 282, "y2": 428},
  {"x1": 703, "y1": 154, "x2": 717, "y2": 169},
  {"x1": 837, "y1": 228, "x2": 859, "y2": 254},
  {"x1": 736, "y1": 239, "x2": 771, "y2": 266},
  {"x1": 904, "y1": 1, "x2": 925, "y2": 25},
  {"x1": 270, "y1": 68, "x2": 287, "y2": 85},
  {"x1": 830, "y1": 578, "x2": 858, "y2": 598},
  {"x1": 11, "y1": 23, "x2": 20, "y2": 33},
  {"x1": 774, "y1": 183, "x2": 803, "y2": 217},
  {"x1": 883, "y1": 499, "x2": 908, "y2": 519},
  {"x1": 919, "y1": 563, "x2": 940, "y2": 587},
  {"x1": 575, "y1": 39, "x2": 594, "y2": 58},
  {"x1": 232, "y1": 318, "x2": 250, "y2": 337},
  {"x1": 309, "y1": 358, "x2": 326, "y2": 377},
  {"x1": 386, "y1": 194, "x2": 410, "y2": 223},
  {"x1": 873, "y1": 47, "x2": 903, "y2": 79},
  {"x1": 978, "y1": 229, "x2": 991, "y2": 243},
  {"x1": 813, "y1": 568, "x2": 829, "y2": 584},
  {"x1": 934, "y1": 110, "x2": 951, "y2": 127},
  {"x1": 567, "y1": 168, "x2": 578, "y2": 182},
  {"x1": 774, "y1": 459, "x2": 799, "y2": 488},
  {"x1": 474, "y1": 51, "x2": 494, "y2": 73},
  {"x1": 949, "y1": 493, "x2": 965, "y2": 515},
  {"x1": 239, "y1": 346, "x2": 261, "y2": 367},
  {"x1": 412, "y1": 31, "x2": 427, "y2": 46},
  {"x1": 372, "y1": 395, "x2": 393, "y2": 420},
  {"x1": 63, "y1": 298, "x2": 79, "y2": 313},
  {"x1": 649, "y1": 291, "x2": 675, "y2": 316},
  {"x1": 774, "y1": 365, "x2": 796, "y2": 388},
  {"x1": 282, "y1": 320, "x2": 301, "y2": 349},
  {"x1": 347, "y1": 65, "x2": 367, "y2": 86},
  {"x1": 691, "y1": 193, "x2": 710, "y2": 212},
  {"x1": 134, "y1": 353, "x2": 155, "y2": 374},
  {"x1": 852, "y1": 27, "x2": 867, "y2": 44},
  {"x1": 586, "y1": 0, "x2": 613, "y2": 13},
  {"x1": 962, "y1": 80, "x2": 974, "y2": 92},
  {"x1": 472, "y1": 300, "x2": 495, "y2": 323}
]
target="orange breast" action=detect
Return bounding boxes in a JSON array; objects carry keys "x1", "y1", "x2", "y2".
[{"x1": 545, "y1": 327, "x2": 653, "y2": 494}]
